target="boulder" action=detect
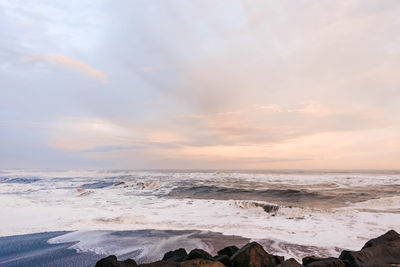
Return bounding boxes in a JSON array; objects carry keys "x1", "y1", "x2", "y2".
[
  {"x1": 305, "y1": 258, "x2": 345, "y2": 267},
  {"x1": 139, "y1": 260, "x2": 178, "y2": 267},
  {"x1": 230, "y1": 242, "x2": 284, "y2": 267},
  {"x1": 214, "y1": 255, "x2": 231, "y2": 267},
  {"x1": 362, "y1": 229, "x2": 400, "y2": 249},
  {"x1": 303, "y1": 256, "x2": 321, "y2": 265},
  {"x1": 277, "y1": 258, "x2": 302, "y2": 266},
  {"x1": 163, "y1": 248, "x2": 188, "y2": 262},
  {"x1": 95, "y1": 255, "x2": 138, "y2": 267},
  {"x1": 339, "y1": 229, "x2": 400, "y2": 267},
  {"x1": 217, "y1": 246, "x2": 239, "y2": 258},
  {"x1": 179, "y1": 259, "x2": 225, "y2": 267},
  {"x1": 262, "y1": 204, "x2": 279, "y2": 214},
  {"x1": 184, "y1": 249, "x2": 214, "y2": 261}
]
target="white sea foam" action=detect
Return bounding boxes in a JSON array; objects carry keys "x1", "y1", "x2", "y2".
[
  {"x1": 47, "y1": 230, "x2": 214, "y2": 263},
  {"x1": 350, "y1": 196, "x2": 400, "y2": 211}
]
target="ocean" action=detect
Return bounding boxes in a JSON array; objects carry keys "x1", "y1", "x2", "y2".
[{"x1": 0, "y1": 169, "x2": 399, "y2": 265}]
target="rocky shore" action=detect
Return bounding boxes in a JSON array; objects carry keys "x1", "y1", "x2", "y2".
[{"x1": 95, "y1": 230, "x2": 400, "y2": 267}]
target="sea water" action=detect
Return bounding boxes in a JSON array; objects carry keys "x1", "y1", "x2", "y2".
[{"x1": 0, "y1": 169, "x2": 399, "y2": 261}]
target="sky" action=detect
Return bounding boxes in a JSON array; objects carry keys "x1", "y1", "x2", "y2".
[{"x1": 1, "y1": 0, "x2": 400, "y2": 169}]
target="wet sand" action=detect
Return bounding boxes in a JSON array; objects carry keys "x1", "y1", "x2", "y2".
[
  {"x1": 0, "y1": 232, "x2": 101, "y2": 267},
  {"x1": 0, "y1": 230, "x2": 251, "y2": 266}
]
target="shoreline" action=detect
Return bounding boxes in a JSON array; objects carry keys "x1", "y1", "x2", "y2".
[
  {"x1": 96, "y1": 229, "x2": 400, "y2": 267},
  {"x1": 0, "y1": 229, "x2": 342, "y2": 267},
  {"x1": 1, "y1": 229, "x2": 399, "y2": 266}
]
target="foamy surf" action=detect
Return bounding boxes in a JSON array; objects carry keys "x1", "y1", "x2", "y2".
[{"x1": 0, "y1": 169, "x2": 399, "y2": 261}]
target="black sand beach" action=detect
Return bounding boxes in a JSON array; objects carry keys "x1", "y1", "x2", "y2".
[
  {"x1": 0, "y1": 230, "x2": 250, "y2": 267},
  {"x1": 0, "y1": 232, "x2": 101, "y2": 267}
]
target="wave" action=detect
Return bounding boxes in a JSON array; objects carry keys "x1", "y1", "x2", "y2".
[
  {"x1": 234, "y1": 200, "x2": 279, "y2": 214},
  {"x1": 168, "y1": 185, "x2": 330, "y2": 205},
  {"x1": 0, "y1": 177, "x2": 41, "y2": 184},
  {"x1": 76, "y1": 188, "x2": 95, "y2": 197},
  {"x1": 350, "y1": 196, "x2": 400, "y2": 213},
  {"x1": 136, "y1": 181, "x2": 166, "y2": 190},
  {"x1": 81, "y1": 181, "x2": 116, "y2": 189}
]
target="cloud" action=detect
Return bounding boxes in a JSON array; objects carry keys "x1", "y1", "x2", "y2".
[
  {"x1": 255, "y1": 101, "x2": 334, "y2": 116},
  {"x1": 175, "y1": 101, "x2": 386, "y2": 147},
  {"x1": 47, "y1": 116, "x2": 185, "y2": 152},
  {"x1": 140, "y1": 66, "x2": 162, "y2": 72},
  {"x1": 81, "y1": 145, "x2": 140, "y2": 153},
  {"x1": 45, "y1": 102, "x2": 390, "y2": 168},
  {"x1": 2, "y1": 0, "x2": 400, "y2": 169},
  {"x1": 26, "y1": 54, "x2": 108, "y2": 83}
]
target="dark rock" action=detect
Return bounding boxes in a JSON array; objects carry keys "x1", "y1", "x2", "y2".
[
  {"x1": 339, "y1": 229, "x2": 400, "y2": 267},
  {"x1": 362, "y1": 229, "x2": 399, "y2": 249},
  {"x1": 140, "y1": 259, "x2": 226, "y2": 267},
  {"x1": 163, "y1": 248, "x2": 188, "y2": 262},
  {"x1": 95, "y1": 255, "x2": 138, "y2": 267},
  {"x1": 277, "y1": 258, "x2": 302, "y2": 266},
  {"x1": 303, "y1": 256, "x2": 321, "y2": 265},
  {"x1": 139, "y1": 260, "x2": 178, "y2": 267},
  {"x1": 230, "y1": 242, "x2": 284, "y2": 267},
  {"x1": 214, "y1": 255, "x2": 231, "y2": 267},
  {"x1": 262, "y1": 204, "x2": 279, "y2": 214},
  {"x1": 305, "y1": 258, "x2": 345, "y2": 267},
  {"x1": 179, "y1": 259, "x2": 225, "y2": 267},
  {"x1": 217, "y1": 246, "x2": 239, "y2": 257},
  {"x1": 184, "y1": 249, "x2": 214, "y2": 261}
]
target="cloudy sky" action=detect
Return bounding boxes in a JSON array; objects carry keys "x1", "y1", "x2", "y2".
[{"x1": 1, "y1": 0, "x2": 400, "y2": 169}]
